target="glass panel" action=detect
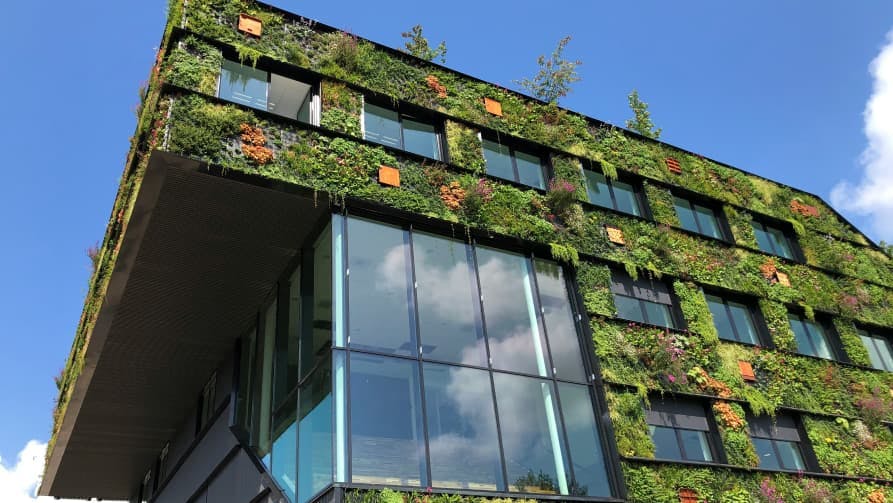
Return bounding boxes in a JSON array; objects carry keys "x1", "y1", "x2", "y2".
[
  {"x1": 493, "y1": 373, "x2": 569, "y2": 495},
  {"x1": 347, "y1": 218, "x2": 416, "y2": 355},
  {"x1": 789, "y1": 316, "x2": 816, "y2": 357},
  {"x1": 308, "y1": 225, "x2": 333, "y2": 374},
  {"x1": 297, "y1": 361, "x2": 333, "y2": 503},
  {"x1": 254, "y1": 300, "x2": 278, "y2": 466},
  {"x1": 611, "y1": 181, "x2": 641, "y2": 216},
  {"x1": 649, "y1": 425, "x2": 682, "y2": 461},
  {"x1": 877, "y1": 337, "x2": 893, "y2": 371},
  {"x1": 333, "y1": 215, "x2": 346, "y2": 348},
  {"x1": 268, "y1": 73, "x2": 312, "y2": 121},
  {"x1": 643, "y1": 300, "x2": 674, "y2": 329},
  {"x1": 275, "y1": 271, "x2": 300, "y2": 407},
  {"x1": 349, "y1": 354, "x2": 427, "y2": 487},
  {"x1": 403, "y1": 118, "x2": 441, "y2": 160},
  {"x1": 413, "y1": 233, "x2": 486, "y2": 366},
  {"x1": 674, "y1": 197, "x2": 699, "y2": 234},
  {"x1": 583, "y1": 171, "x2": 613, "y2": 209},
  {"x1": 535, "y1": 260, "x2": 586, "y2": 382},
  {"x1": 706, "y1": 295, "x2": 735, "y2": 342},
  {"x1": 557, "y1": 383, "x2": 611, "y2": 497},
  {"x1": 728, "y1": 301, "x2": 760, "y2": 345},
  {"x1": 219, "y1": 59, "x2": 267, "y2": 110},
  {"x1": 423, "y1": 364, "x2": 503, "y2": 491},
  {"x1": 613, "y1": 295, "x2": 645, "y2": 324},
  {"x1": 364, "y1": 103, "x2": 402, "y2": 149},
  {"x1": 333, "y1": 350, "x2": 347, "y2": 483},
  {"x1": 679, "y1": 429, "x2": 712, "y2": 462},
  {"x1": 862, "y1": 334, "x2": 885, "y2": 370},
  {"x1": 752, "y1": 223, "x2": 775, "y2": 255},
  {"x1": 515, "y1": 150, "x2": 545, "y2": 189},
  {"x1": 694, "y1": 204, "x2": 722, "y2": 239},
  {"x1": 804, "y1": 320, "x2": 833, "y2": 359},
  {"x1": 477, "y1": 247, "x2": 548, "y2": 376},
  {"x1": 271, "y1": 402, "x2": 297, "y2": 501},
  {"x1": 237, "y1": 329, "x2": 257, "y2": 431},
  {"x1": 776, "y1": 440, "x2": 805, "y2": 470},
  {"x1": 753, "y1": 437, "x2": 780, "y2": 469},
  {"x1": 482, "y1": 139, "x2": 516, "y2": 182},
  {"x1": 768, "y1": 226, "x2": 794, "y2": 259}
]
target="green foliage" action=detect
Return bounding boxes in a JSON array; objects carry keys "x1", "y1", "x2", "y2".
[
  {"x1": 673, "y1": 281, "x2": 718, "y2": 343},
  {"x1": 643, "y1": 183, "x2": 679, "y2": 227},
  {"x1": 401, "y1": 24, "x2": 447, "y2": 63},
  {"x1": 235, "y1": 43, "x2": 264, "y2": 66},
  {"x1": 834, "y1": 318, "x2": 872, "y2": 367},
  {"x1": 444, "y1": 121, "x2": 485, "y2": 173},
  {"x1": 549, "y1": 155, "x2": 587, "y2": 201},
  {"x1": 758, "y1": 299, "x2": 796, "y2": 351},
  {"x1": 804, "y1": 416, "x2": 893, "y2": 479},
  {"x1": 163, "y1": 35, "x2": 222, "y2": 95},
  {"x1": 320, "y1": 80, "x2": 363, "y2": 137},
  {"x1": 549, "y1": 242, "x2": 579, "y2": 267},
  {"x1": 576, "y1": 263, "x2": 614, "y2": 316},
  {"x1": 514, "y1": 36, "x2": 581, "y2": 104},
  {"x1": 625, "y1": 89, "x2": 662, "y2": 139},
  {"x1": 605, "y1": 389, "x2": 654, "y2": 458},
  {"x1": 168, "y1": 94, "x2": 251, "y2": 161}
]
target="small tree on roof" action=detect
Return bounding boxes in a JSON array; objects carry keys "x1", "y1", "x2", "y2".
[
  {"x1": 626, "y1": 89, "x2": 662, "y2": 139},
  {"x1": 515, "y1": 36, "x2": 582, "y2": 104},
  {"x1": 402, "y1": 25, "x2": 447, "y2": 64}
]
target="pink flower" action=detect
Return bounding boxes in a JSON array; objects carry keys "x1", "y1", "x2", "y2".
[{"x1": 667, "y1": 374, "x2": 676, "y2": 383}]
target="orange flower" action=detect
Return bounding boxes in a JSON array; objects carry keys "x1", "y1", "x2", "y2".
[{"x1": 425, "y1": 75, "x2": 448, "y2": 99}]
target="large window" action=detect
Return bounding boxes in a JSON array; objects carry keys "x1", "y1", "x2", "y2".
[
  {"x1": 482, "y1": 138, "x2": 545, "y2": 189},
  {"x1": 610, "y1": 270, "x2": 680, "y2": 329},
  {"x1": 705, "y1": 293, "x2": 763, "y2": 345},
  {"x1": 582, "y1": 170, "x2": 644, "y2": 217},
  {"x1": 237, "y1": 215, "x2": 615, "y2": 501},
  {"x1": 752, "y1": 220, "x2": 798, "y2": 260},
  {"x1": 748, "y1": 414, "x2": 807, "y2": 471},
  {"x1": 673, "y1": 196, "x2": 726, "y2": 240},
  {"x1": 645, "y1": 398, "x2": 716, "y2": 463},
  {"x1": 788, "y1": 313, "x2": 836, "y2": 360},
  {"x1": 363, "y1": 103, "x2": 443, "y2": 160},
  {"x1": 218, "y1": 59, "x2": 318, "y2": 123},
  {"x1": 859, "y1": 328, "x2": 893, "y2": 371}
]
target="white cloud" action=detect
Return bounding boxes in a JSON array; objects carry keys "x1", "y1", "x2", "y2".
[
  {"x1": 831, "y1": 29, "x2": 893, "y2": 242},
  {"x1": 0, "y1": 440, "x2": 121, "y2": 503}
]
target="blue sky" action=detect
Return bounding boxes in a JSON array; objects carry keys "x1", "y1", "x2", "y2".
[{"x1": 2, "y1": 1, "x2": 893, "y2": 499}]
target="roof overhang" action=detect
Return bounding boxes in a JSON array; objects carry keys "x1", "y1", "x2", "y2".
[{"x1": 40, "y1": 151, "x2": 329, "y2": 499}]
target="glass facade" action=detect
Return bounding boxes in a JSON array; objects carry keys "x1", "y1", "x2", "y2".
[
  {"x1": 673, "y1": 196, "x2": 723, "y2": 239},
  {"x1": 582, "y1": 171, "x2": 643, "y2": 217},
  {"x1": 752, "y1": 220, "x2": 796, "y2": 260},
  {"x1": 705, "y1": 293, "x2": 761, "y2": 345},
  {"x1": 482, "y1": 139, "x2": 545, "y2": 189},
  {"x1": 219, "y1": 59, "x2": 316, "y2": 123},
  {"x1": 859, "y1": 329, "x2": 893, "y2": 371},
  {"x1": 236, "y1": 214, "x2": 613, "y2": 501},
  {"x1": 645, "y1": 398, "x2": 714, "y2": 463},
  {"x1": 610, "y1": 270, "x2": 679, "y2": 329},
  {"x1": 788, "y1": 314, "x2": 834, "y2": 360},
  {"x1": 748, "y1": 414, "x2": 806, "y2": 471},
  {"x1": 364, "y1": 103, "x2": 443, "y2": 160}
]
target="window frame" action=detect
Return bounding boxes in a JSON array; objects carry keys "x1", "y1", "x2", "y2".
[
  {"x1": 671, "y1": 192, "x2": 731, "y2": 241},
  {"x1": 751, "y1": 218, "x2": 801, "y2": 262},
  {"x1": 362, "y1": 100, "x2": 444, "y2": 161},
  {"x1": 747, "y1": 413, "x2": 815, "y2": 472},
  {"x1": 609, "y1": 269, "x2": 684, "y2": 329},
  {"x1": 787, "y1": 312, "x2": 844, "y2": 362},
  {"x1": 480, "y1": 135, "x2": 547, "y2": 189},
  {"x1": 581, "y1": 166, "x2": 648, "y2": 218},
  {"x1": 703, "y1": 290, "x2": 769, "y2": 347},
  {"x1": 217, "y1": 56, "x2": 321, "y2": 125},
  {"x1": 644, "y1": 397, "x2": 721, "y2": 464},
  {"x1": 858, "y1": 327, "x2": 893, "y2": 371}
]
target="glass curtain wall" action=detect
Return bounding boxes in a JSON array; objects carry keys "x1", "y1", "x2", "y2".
[{"x1": 237, "y1": 214, "x2": 613, "y2": 502}]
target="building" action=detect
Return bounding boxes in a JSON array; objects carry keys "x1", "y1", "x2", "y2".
[{"x1": 40, "y1": 1, "x2": 893, "y2": 502}]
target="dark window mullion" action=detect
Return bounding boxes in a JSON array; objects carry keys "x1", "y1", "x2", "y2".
[
  {"x1": 606, "y1": 181, "x2": 620, "y2": 212},
  {"x1": 769, "y1": 439, "x2": 786, "y2": 470},
  {"x1": 510, "y1": 148, "x2": 522, "y2": 184},
  {"x1": 674, "y1": 428, "x2": 689, "y2": 461},
  {"x1": 637, "y1": 298, "x2": 651, "y2": 325}
]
